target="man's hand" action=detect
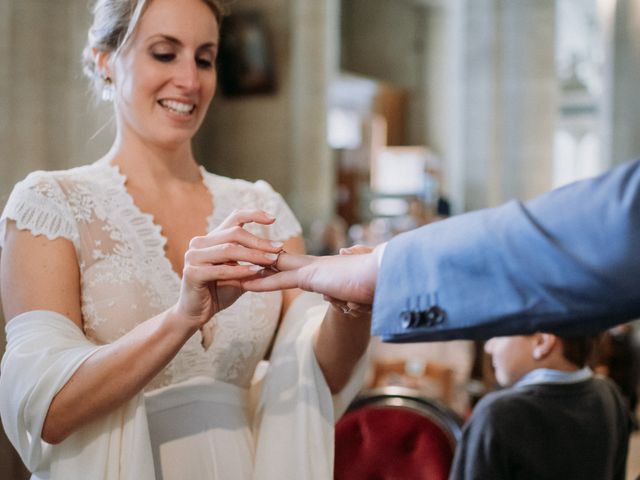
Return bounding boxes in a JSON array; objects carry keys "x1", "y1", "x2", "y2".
[{"x1": 241, "y1": 245, "x2": 382, "y2": 305}]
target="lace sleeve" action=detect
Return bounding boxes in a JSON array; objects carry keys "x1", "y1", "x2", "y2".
[
  {"x1": 253, "y1": 180, "x2": 303, "y2": 242},
  {"x1": 0, "y1": 171, "x2": 79, "y2": 250}
]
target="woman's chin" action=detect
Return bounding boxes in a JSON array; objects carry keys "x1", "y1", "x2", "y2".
[{"x1": 151, "y1": 130, "x2": 197, "y2": 150}]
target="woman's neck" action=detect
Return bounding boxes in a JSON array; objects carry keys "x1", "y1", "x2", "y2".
[{"x1": 106, "y1": 131, "x2": 203, "y2": 188}]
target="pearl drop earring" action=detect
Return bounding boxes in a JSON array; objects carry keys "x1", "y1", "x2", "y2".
[{"x1": 101, "y1": 76, "x2": 114, "y2": 102}]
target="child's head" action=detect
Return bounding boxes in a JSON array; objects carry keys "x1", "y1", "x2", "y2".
[{"x1": 484, "y1": 333, "x2": 597, "y2": 387}]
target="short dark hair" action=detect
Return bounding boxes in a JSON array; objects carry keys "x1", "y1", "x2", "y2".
[{"x1": 559, "y1": 334, "x2": 599, "y2": 367}]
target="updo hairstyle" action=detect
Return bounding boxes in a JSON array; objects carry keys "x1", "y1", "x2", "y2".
[{"x1": 82, "y1": 0, "x2": 225, "y2": 96}]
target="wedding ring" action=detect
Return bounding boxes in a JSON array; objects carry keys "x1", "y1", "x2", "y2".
[{"x1": 270, "y1": 248, "x2": 285, "y2": 272}]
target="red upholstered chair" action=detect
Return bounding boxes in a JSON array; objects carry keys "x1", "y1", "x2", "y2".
[{"x1": 335, "y1": 386, "x2": 463, "y2": 480}]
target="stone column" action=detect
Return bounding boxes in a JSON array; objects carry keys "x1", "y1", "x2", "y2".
[
  {"x1": 499, "y1": 0, "x2": 556, "y2": 202},
  {"x1": 288, "y1": 0, "x2": 337, "y2": 228},
  {"x1": 449, "y1": 0, "x2": 556, "y2": 211},
  {"x1": 602, "y1": 0, "x2": 640, "y2": 167},
  {"x1": 460, "y1": 0, "x2": 502, "y2": 210}
]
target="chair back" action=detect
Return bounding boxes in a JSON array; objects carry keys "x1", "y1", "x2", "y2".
[{"x1": 335, "y1": 386, "x2": 463, "y2": 480}]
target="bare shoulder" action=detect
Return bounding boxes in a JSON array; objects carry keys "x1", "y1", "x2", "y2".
[{"x1": 1, "y1": 220, "x2": 82, "y2": 327}]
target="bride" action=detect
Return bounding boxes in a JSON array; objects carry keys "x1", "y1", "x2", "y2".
[{"x1": 0, "y1": 0, "x2": 370, "y2": 478}]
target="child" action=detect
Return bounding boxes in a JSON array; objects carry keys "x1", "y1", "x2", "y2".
[{"x1": 449, "y1": 333, "x2": 633, "y2": 480}]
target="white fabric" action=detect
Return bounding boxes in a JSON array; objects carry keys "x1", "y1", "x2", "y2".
[
  {"x1": 0, "y1": 310, "x2": 155, "y2": 480},
  {"x1": 0, "y1": 164, "x2": 367, "y2": 479},
  {"x1": 253, "y1": 293, "x2": 369, "y2": 480},
  {"x1": 0, "y1": 302, "x2": 367, "y2": 480},
  {"x1": 144, "y1": 377, "x2": 255, "y2": 480},
  {"x1": 0, "y1": 159, "x2": 302, "y2": 391}
]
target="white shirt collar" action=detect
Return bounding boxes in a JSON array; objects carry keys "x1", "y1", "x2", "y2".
[{"x1": 513, "y1": 367, "x2": 593, "y2": 389}]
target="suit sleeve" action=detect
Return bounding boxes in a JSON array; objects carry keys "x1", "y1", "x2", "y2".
[{"x1": 372, "y1": 159, "x2": 640, "y2": 342}]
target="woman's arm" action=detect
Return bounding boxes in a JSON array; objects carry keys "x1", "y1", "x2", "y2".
[
  {"x1": 2, "y1": 224, "x2": 193, "y2": 445},
  {"x1": 1, "y1": 210, "x2": 282, "y2": 444},
  {"x1": 313, "y1": 305, "x2": 371, "y2": 394},
  {"x1": 278, "y1": 236, "x2": 371, "y2": 394}
]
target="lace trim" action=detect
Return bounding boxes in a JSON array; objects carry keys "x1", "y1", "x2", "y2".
[
  {"x1": 92, "y1": 161, "x2": 300, "y2": 311},
  {"x1": 97, "y1": 160, "x2": 182, "y2": 309},
  {"x1": 0, "y1": 172, "x2": 79, "y2": 250},
  {"x1": 1, "y1": 163, "x2": 302, "y2": 392},
  {"x1": 201, "y1": 171, "x2": 302, "y2": 241}
]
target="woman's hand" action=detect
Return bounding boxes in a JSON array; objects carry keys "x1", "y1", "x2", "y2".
[{"x1": 174, "y1": 209, "x2": 284, "y2": 335}]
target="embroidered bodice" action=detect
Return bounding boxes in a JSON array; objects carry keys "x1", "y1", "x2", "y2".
[{"x1": 0, "y1": 159, "x2": 302, "y2": 391}]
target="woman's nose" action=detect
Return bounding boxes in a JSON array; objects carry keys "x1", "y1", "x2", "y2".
[{"x1": 174, "y1": 60, "x2": 200, "y2": 91}]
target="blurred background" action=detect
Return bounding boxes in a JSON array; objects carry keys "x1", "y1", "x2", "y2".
[{"x1": 2, "y1": 0, "x2": 640, "y2": 477}]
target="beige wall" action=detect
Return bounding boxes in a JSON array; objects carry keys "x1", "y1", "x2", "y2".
[
  {"x1": 195, "y1": 0, "x2": 336, "y2": 230},
  {"x1": 0, "y1": 3, "x2": 112, "y2": 477},
  {"x1": 195, "y1": 0, "x2": 293, "y2": 194},
  {"x1": 0, "y1": 2, "x2": 113, "y2": 201}
]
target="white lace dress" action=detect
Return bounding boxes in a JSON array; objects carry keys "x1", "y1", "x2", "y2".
[{"x1": 0, "y1": 158, "x2": 306, "y2": 479}]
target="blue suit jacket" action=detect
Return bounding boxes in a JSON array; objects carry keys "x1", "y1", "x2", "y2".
[{"x1": 372, "y1": 159, "x2": 640, "y2": 342}]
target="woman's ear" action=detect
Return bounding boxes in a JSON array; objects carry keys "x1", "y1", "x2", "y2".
[
  {"x1": 532, "y1": 333, "x2": 557, "y2": 361},
  {"x1": 93, "y1": 48, "x2": 113, "y2": 80}
]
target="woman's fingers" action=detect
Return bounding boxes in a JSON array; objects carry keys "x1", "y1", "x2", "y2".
[
  {"x1": 177, "y1": 209, "x2": 284, "y2": 325},
  {"x1": 184, "y1": 210, "x2": 284, "y2": 277},
  {"x1": 217, "y1": 209, "x2": 276, "y2": 230},
  {"x1": 183, "y1": 263, "x2": 264, "y2": 284},
  {"x1": 191, "y1": 226, "x2": 283, "y2": 254},
  {"x1": 185, "y1": 243, "x2": 281, "y2": 269}
]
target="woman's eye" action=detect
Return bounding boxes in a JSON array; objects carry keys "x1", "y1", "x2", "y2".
[
  {"x1": 196, "y1": 57, "x2": 213, "y2": 69},
  {"x1": 152, "y1": 52, "x2": 175, "y2": 62}
]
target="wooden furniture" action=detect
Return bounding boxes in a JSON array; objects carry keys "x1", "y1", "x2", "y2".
[{"x1": 371, "y1": 358, "x2": 456, "y2": 406}]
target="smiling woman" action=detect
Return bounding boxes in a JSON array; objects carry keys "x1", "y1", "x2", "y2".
[
  {"x1": 88, "y1": 0, "x2": 220, "y2": 149},
  {"x1": 0, "y1": 0, "x2": 370, "y2": 479}
]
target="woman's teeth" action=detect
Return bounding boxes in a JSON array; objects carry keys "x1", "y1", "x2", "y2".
[{"x1": 159, "y1": 100, "x2": 195, "y2": 115}]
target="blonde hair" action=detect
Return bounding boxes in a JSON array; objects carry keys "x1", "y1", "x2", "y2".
[{"x1": 82, "y1": 0, "x2": 225, "y2": 95}]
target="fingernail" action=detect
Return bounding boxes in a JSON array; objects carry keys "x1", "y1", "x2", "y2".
[
  {"x1": 265, "y1": 212, "x2": 275, "y2": 220},
  {"x1": 249, "y1": 265, "x2": 264, "y2": 271},
  {"x1": 265, "y1": 253, "x2": 279, "y2": 261},
  {"x1": 271, "y1": 241, "x2": 284, "y2": 248}
]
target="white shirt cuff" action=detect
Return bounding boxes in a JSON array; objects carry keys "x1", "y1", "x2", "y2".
[{"x1": 374, "y1": 242, "x2": 387, "y2": 268}]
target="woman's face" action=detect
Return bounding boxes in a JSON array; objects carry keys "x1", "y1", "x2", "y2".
[
  {"x1": 484, "y1": 336, "x2": 536, "y2": 387},
  {"x1": 111, "y1": 0, "x2": 219, "y2": 149}
]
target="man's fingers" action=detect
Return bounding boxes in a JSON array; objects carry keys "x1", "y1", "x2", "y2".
[
  {"x1": 274, "y1": 252, "x2": 315, "y2": 271},
  {"x1": 339, "y1": 244, "x2": 373, "y2": 255},
  {"x1": 242, "y1": 269, "x2": 300, "y2": 292}
]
